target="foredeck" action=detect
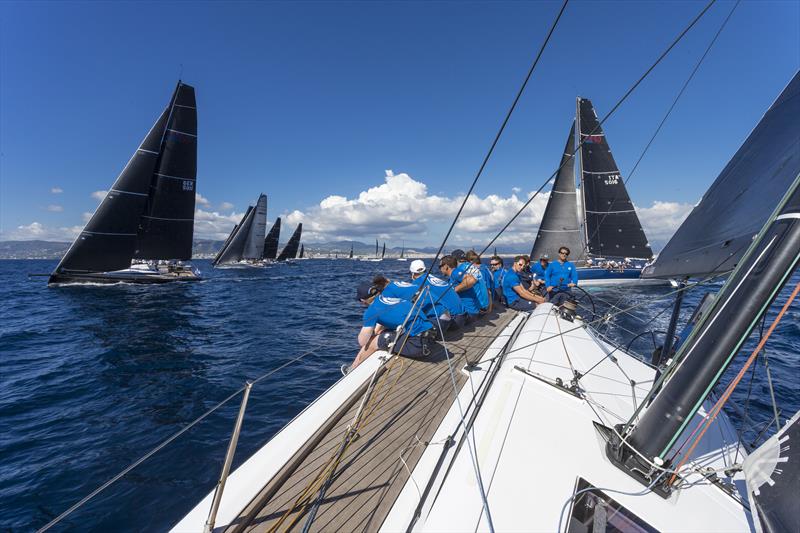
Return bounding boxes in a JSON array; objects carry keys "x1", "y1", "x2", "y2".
[{"x1": 227, "y1": 307, "x2": 519, "y2": 533}]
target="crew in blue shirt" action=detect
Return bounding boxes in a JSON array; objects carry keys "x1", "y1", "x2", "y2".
[
  {"x1": 531, "y1": 254, "x2": 549, "y2": 295},
  {"x1": 438, "y1": 253, "x2": 482, "y2": 318},
  {"x1": 502, "y1": 255, "x2": 546, "y2": 311},
  {"x1": 466, "y1": 250, "x2": 492, "y2": 313},
  {"x1": 545, "y1": 246, "x2": 579, "y2": 306},
  {"x1": 489, "y1": 256, "x2": 506, "y2": 302},
  {"x1": 344, "y1": 277, "x2": 434, "y2": 374},
  {"x1": 408, "y1": 259, "x2": 466, "y2": 331}
]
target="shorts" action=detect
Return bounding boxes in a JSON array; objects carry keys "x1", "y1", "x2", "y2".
[
  {"x1": 377, "y1": 330, "x2": 433, "y2": 358},
  {"x1": 509, "y1": 299, "x2": 536, "y2": 312},
  {"x1": 548, "y1": 289, "x2": 572, "y2": 306}
]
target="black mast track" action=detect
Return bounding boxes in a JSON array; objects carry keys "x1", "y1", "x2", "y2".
[
  {"x1": 263, "y1": 217, "x2": 282, "y2": 260},
  {"x1": 277, "y1": 223, "x2": 303, "y2": 261},
  {"x1": 50, "y1": 89, "x2": 172, "y2": 279},
  {"x1": 577, "y1": 98, "x2": 652, "y2": 260},
  {"x1": 530, "y1": 120, "x2": 583, "y2": 261},
  {"x1": 134, "y1": 82, "x2": 197, "y2": 261}
]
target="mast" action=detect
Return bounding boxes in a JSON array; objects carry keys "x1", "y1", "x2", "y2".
[
  {"x1": 576, "y1": 97, "x2": 589, "y2": 256},
  {"x1": 381, "y1": 242, "x2": 386, "y2": 259}
]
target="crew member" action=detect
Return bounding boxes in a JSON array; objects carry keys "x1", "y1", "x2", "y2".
[
  {"x1": 545, "y1": 246, "x2": 578, "y2": 306},
  {"x1": 489, "y1": 256, "x2": 505, "y2": 302},
  {"x1": 438, "y1": 253, "x2": 482, "y2": 320},
  {"x1": 465, "y1": 250, "x2": 493, "y2": 313},
  {"x1": 409, "y1": 259, "x2": 466, "y2": 331},
  {"x1": 503, "y1": 255, "x2": 546, "y2": 311}
]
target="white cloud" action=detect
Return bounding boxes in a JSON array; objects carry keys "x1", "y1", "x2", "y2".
[
  {"x1": 195, "y1": 193, "x2": 210, "y2": 207},
  {"x1": 46, "y1": 204, "x2": 63, "y2": 212},
  {"x1": 91, "y1": 190, "x2": 107, "y2": 202},
  {"x1": 282, "y1": 171, "x2": 548, "y2": 245},
  {"x1": 638, "y1": 200, "x2": 695, "y2": 248},
  {"x1": 511, "y1": 186, "x2": 522, "y2": 194},
  {"x1": 1, "y1": 221, "x2": 82, "y2": 241},
  {"x1": 193, "y1": 208, "x2": 243, "y2": 240},
  {"x1": 219, "y1": 201, "x2": 234, "y2": 211},
  {"x1": 82, "y1": 212, "x2": 93, "y2": 223},
  {"x1": 51, "y1": 187, "x2": 63, "y2": 194}
]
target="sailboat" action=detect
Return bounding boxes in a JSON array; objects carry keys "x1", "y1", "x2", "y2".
[
  {"x1": 361, "y1": 238, "x2": 382, "y2": 261},
  {"x1": 48, "y1": 81, "x2": 201, "y2": 284},
  {"x1": 298, "y1": 244, "x2": 305, "y2": 259},
  {"x1": 397, "y1": 241, "x2": 407, "y2": 261},
  {"x1": 348, "y1": 244, "x2": 354, "y2": 259},
  {"x1": 381, "y1": 242, "x2": 386, "y2": 260},
  {"x1": 173, "y1": 74, "x2": 800, "y2": 533},
  {"x1": 212, "y1": 194, "x2": 268, "y2": 268},
  {"x1": 277, "y1": 223, "x2": 303, "y2": 261},
  {"x1": 263, "y1": 217, "x2": 282, "y2": 262},
  {"x1": 531, "y1": 98, "x2": 663, "y2": 286}
]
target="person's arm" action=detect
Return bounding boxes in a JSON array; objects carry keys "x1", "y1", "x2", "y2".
[
  {"x1": 358, "y1": 326, "x2": 375, "y2": 347},
  {"x1": 513, "y1": 284, "x2": 546, "y2": 304},
  {"x1": 544, "y1": 265, "x2": 554, "y2": 292},
  {"x1": 569, "y1": 263, "x2": 578, "y2": 287},
  {"x1": 454, "y1": 273, "x2": 477, "y2": 292}
]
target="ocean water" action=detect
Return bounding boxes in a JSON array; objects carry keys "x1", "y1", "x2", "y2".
[{"x1": 1, "y1": 259, "x2": 797, "y2": 531}]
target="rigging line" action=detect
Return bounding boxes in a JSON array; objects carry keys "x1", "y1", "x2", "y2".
[
  {"x1": 415, "y1": 0, "x2": 568, "y2": 293},
  {"x1": 479, "y1": 0, "x2": 717, "y2": 256},
  {"x1": 668, "y1": 279, "x2": 800, "y2": 485},
  {"x1": 37, "y1": 343, "x2": 327, "y2": 533},
  {"x1": 576, "y1": 0, "x2": 739, "y2": 260},
  {"x1": 427, "y1": 291, "x2": 496, "y2": 533}
]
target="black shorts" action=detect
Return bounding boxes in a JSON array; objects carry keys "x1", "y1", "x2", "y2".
[
  {"x1": 509, "y1": 299, "x2": 536, "y2": 312},
  {"x1": 377, "y1": 331, "x2": 433, "y2": 358}
]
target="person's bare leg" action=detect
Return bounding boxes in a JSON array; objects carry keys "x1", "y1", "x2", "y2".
[{"x1": 352, "y1": 336, "x2": 380, "y2": 369}]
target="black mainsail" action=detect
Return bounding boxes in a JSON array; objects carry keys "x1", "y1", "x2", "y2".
[
  {"x1": 299, "y1": 244, "x2": 305, "y2": 259},
  {"x1": 577, "y1": 98, "x2": 653, "y2": 259},
  {"x1": 348, "y1": 244, "x2": 354, "y2": 259},
  {"x1": 213, "y1": 205, "x2": 254, "y2": 265},
  {"x1": 277, "y1": 223, "x2": 303, "y2": 260},
  {"x1": 381, "y1": 242, "x2": 386, "y2": 259},
  {"x1": 643, "y1": 72, "x2": 800, "y2": 279},
  {"x1": 50, "y1": 81, "x2": 198, "y2": 282},
  {"x1": 263, "y1": 217, "x2": 281, "y2": 260},
  {"x1": 531, "y1": 121, "x2": 583, "y2": 261}
]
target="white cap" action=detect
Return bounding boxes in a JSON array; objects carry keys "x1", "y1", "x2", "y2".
[{"x1": 409, "y1": 259, "x2": 426, "y2": 274}]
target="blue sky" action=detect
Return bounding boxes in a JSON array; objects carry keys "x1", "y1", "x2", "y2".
[{"x1": 1, "y1": 1, "x2": 797, "y2": 248}]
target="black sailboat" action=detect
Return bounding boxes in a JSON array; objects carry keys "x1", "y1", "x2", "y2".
[
  {"x1": 277, "y1": 223, "x2": 302, "y2": 261},
  {"x1": 398, "y1": 241, "x2": 407, "y2": 261},
  {"x1": 49, "y1": 81, "x2": 200, "y2": 284},
  {"x1": 263, "y1": 217, "x2": 281, "y2": 260},
  {"x1": 298, "y1": 244, "x2": 305, "y2": 259},
  {"x1": 348, "y1": 244, "x2": 354, "y2": 259},
  {"x1": 531, "y1": 98, "x2": 656, "y2": 285},
  {"x1": 381, "y1": 242, "x2": 386, "y2": 260},
  {"x1": 212, "y1": 193, "x2": 268, "y2": 267}
]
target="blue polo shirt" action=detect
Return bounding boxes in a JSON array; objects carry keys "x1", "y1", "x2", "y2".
[
  {"x1": 479, "y1": 264, "x2": 494, "y2": 293},
  {"x1": 502, "y1": 269, "x2": 524, "y2": 305},
  {"x1": 363, "y1": 295, "x2": 433, "y2": 337},
  {"x1": 545, "y1": 260, "x2": 578, "y2": 290},
  {"x1": 450, "y1": 263, "x2": 482, "y2": 314},
  {"x1": 381, "y1": 280, "x2": 418, "y2": 300},
  {"x1": 413, "y1": 274, "x2": 465, "y2": 318},
  {"x1": 531, "y1": 262, "x2": 548, "y2": 281}
]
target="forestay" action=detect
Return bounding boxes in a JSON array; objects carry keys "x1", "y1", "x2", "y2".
[{"x1": 643, "y1": 71, "x2": 800, "y2": 279}]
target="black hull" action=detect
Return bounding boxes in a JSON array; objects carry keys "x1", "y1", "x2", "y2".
[{"x1": 48, "y1": 270, "x2": 201, "y2": 285}]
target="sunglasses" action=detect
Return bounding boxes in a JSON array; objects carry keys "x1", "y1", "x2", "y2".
[
  {"x1": 490, "y1": 262, "x2": 501, "y2": 267},
  {"x1": 559, "y1": 251, "x2": 569, "y2": 255}
]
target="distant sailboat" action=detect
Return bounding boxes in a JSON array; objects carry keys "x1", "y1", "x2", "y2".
[
  {"x1": 531, "y1": 98, "x2": 661, "y2": 286},
  {"x1": 348, "y1": 244, "x2": 354, "y2": 259},
  {"x1": 263, "y1": 217, "x2": 281, "y2": 261},
  {"x1": 212, "y1": 194, "x2": 268, "y2": 268},
  {"x1": 397, "y1": 241, "x2": 407, "y2": 261},
  {"x1": 277, "y1": 223, "x2": 302, "y2": 261},
  {"x1": 49, "y1": 81, "x2": 200, "y2": 284},
  {"x1": 298, "y1": 244, "x2": 305, "y2": 259},
  {"x1": 381, "y1": 242, "x2": 385, "y2": 259},
  {"x1": 361, "y1": 238, "x2": 381, "y2": 261}
]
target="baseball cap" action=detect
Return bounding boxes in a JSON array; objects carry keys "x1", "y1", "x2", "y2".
[
  {"x1": 409, "y1": 259, "x2": 426, "y2": 274},
  {"x1": 540, "y1": 254, "x2": 550, "y2": 260},
  {"x1": 451, "y1": 249, "x2": 466, "y2": 261},
  {"x1": 356, "y1": 281, "x2": 379, "y2": 301}
]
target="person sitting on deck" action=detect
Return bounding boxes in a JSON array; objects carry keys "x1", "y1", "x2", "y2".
[
  {"x1": 503, "y1": 255, "x2": 546, "y2": 311},
  {"x1": 438, "y1": 254, "x2": 482, "y2": 320},
  {"x1": 466, "y1": 250, "x2": 493, "y2": 313},
  {"x1": 345, "y1": 278, "x2": 435, "y2": 374},
  {"x1": 409, "y1": 259, "x2": 467, "y2": 332},
  {"x1": 518, "y1": 254, "x2": 535, "y2": 291},
  {"x1": 489, "y1": 256, "x2": 506, "y2": 302},
  {"x1": 531, "y1": 254, "x2": 549, "y2": 295},
  {"x1": 545, "y1": 246, "x2": 578, "y2": 306}
]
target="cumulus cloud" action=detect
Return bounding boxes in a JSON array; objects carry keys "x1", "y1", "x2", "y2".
[
  {"x1": 46, "y1": 204, "x2": 64, "y2": 212},
  {"x1": 51, "y1": 187, "x2": 63, "y2": 194},
  {"x1": 194, "y1": 208, "x2": 243, "y2": 240},
  {"x1": 283, "y1": 170, "x2": 549, "y2": 246},
  {"x1": 91, "y1": 190, "x2": 107, "y2": 202},
  {"x1": 219, "y1": 202, "x2": 234, "y2": 211},
  {"x1": 195, "y1": 193, "x2": 211, "y2": 207},
  {"x1": 638, "y1": 200, "x2": 695, "y2": 249},
  {"x1": 1, "y1": 221, "x2": 82, "y2": 241}
]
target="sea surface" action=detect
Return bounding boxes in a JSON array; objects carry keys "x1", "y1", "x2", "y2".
[{"x1": 1, "y1": 259, "x2": 798, "y2": 531}]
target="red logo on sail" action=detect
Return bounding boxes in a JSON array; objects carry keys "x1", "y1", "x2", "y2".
[{"x1": 584, "y1": 134, "x2": 603, "y2": 144}]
